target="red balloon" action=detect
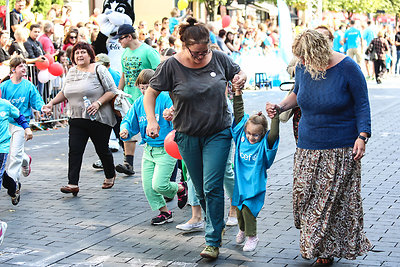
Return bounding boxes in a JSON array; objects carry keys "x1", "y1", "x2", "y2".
[
  {"x1": 35, "y1": 59, "x2": 49, "y2": 70},
  {"x1": 48, "y1": 63, "x2": 64, "y2": 76},
  {"x1": 222, "y1": 15, "x2": 231, "y2": 28},
  {"x1": 44, "y1": 54, "x2": 54, "y2": 65},
  {"x1": 164, "y1": 130, "x2": 182, "y2": 160}
]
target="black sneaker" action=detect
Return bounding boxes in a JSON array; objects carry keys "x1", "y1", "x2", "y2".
[
  {"x1": 151, "y1": 211, "x2": 173, "y2": 225},
  {"x1": 11, "y1": 183, "x2": 21, "y2": 206},
  {"x1": 177, "y1": 182, "x2": 188, "y2": 209},
  {"x1": 115, "y1": 163, "x2": 135, "y2": 175},
  {"x1": 92, "y1": 160, "x2": 103, "y2": 169}
]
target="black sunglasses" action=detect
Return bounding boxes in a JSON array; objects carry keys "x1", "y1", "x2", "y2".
[
  {"x1": 118, "y1": 35, "x2": 130, "y2": 41},
  {"x1": 187, "y1": 46, "x2": 210, "y2": 59}
]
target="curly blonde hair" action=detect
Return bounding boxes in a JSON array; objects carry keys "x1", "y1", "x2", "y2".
[{"x1": 292, "y1": 29, "x2": 331, "y2": 80}]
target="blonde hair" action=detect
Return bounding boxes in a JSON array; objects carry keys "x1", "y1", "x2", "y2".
[
  {"x1": 292, "y1": 29, "x2": 331, "y2": 80},
  {"x1": 245, "y1": 111, "x2": 269, "y2": 138}
]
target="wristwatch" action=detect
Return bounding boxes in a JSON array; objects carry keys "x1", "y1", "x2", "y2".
[{"x1": 358, "y1": 135, "x2": 369, "y2": 144}]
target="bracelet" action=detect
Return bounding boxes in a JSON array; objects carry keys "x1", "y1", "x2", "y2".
[
  {"x1": 276, "y1": 104, "x2": 283, "y2": 113},
  {"x1": 96, "y1": 100, "x2": 102, "y2": 107}
]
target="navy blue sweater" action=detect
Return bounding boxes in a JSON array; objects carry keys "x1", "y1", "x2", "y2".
[{"x1": 294, "y1": 57, "x2": 371, "y2": 150}]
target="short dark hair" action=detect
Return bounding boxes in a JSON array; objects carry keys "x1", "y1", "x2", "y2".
[
  {"x1": 10, "y1": 56, "x2": 26, "y2": 70},
  {"x1": 30, "y1": 24, "x2": 40, "y2": 31},
  {"x1": 71, "y1": 42, "x2": 96, "y2": 65},
  {"x1": 218, "y1": 29, "x2": 226, "y2": 38}
]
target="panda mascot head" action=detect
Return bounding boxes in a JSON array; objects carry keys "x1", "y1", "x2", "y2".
[{"x1": 92, "y1": 0, "x2": 135, "y2": 73}]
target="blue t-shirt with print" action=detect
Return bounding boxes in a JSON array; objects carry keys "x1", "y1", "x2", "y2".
[
  {"x1": 0, "y1": 79, "x2": 44, "y2": 126},
  {"x1": 120, "y1": 92, "x2": 173, "y2": 147},
  {"x1": 0, "y1": 99, "x2": 21, "y2": 153},
  {"x1": 231, "y1": 114, "x2": 279, "y2": 217},
  {"x1": 344, "y1": 27, "x2": 362, "y2": 49}
]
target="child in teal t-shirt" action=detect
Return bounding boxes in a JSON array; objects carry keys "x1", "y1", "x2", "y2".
[
  {"x1": 0, "y1": 98, "x2": 32, "y2": 246},
  {"x1": 231, "y1": 86, "x2": 280, "y2": 252}
]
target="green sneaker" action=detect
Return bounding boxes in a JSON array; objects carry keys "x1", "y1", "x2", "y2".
[{"x1": 200, "y1": 245, "x2": 219, "y2": 259}]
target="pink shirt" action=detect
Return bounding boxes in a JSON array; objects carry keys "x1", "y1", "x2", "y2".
[{"x1": 38, "y1": 34, "x2": 55, "y2": 54}]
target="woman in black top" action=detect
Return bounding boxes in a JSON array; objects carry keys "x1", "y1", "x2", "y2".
[{"x1": 144, "y1": 18, "x2": 246, "y2": 260}]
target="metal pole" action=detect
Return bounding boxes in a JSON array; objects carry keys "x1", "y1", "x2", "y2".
[{"x1": 6, "y1": 0, "x2": 10, "y2": 32}]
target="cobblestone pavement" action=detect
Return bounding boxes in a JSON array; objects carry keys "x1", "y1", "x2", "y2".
[{"x1": 0, "y1": 78, "x2": 398, "y2": 266}]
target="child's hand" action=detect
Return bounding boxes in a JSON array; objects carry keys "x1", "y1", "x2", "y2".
[
  {"x1": 265, "y1": 102, "x2": 281, "y2": 119},
  {"x1": 163, "y1": 106, "x2": 174, "y2": 121},
  {"x1": 232, "y1": 74, "x2": 245, "y2": 90},
  {"x1": 120, "y1": 129, "x2": 129, "y2": 139},
  {"x1": 24, "y1": 128, "x2": 33, "y2": 141}
]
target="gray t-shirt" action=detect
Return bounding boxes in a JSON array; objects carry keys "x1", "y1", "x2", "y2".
[
  {"x1": 62, "y1": 64, "x2": 117, "y2": 127},
  {"x1": 150, "y1": 50, "x2": 240, "y2": 136}
]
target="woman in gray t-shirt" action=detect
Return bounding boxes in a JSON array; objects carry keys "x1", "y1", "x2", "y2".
[
  {"x1": 43, "y1": 42, "x2": 117, "y2": 196},
  {"x1": 144, "y1": 18, "x2": 246, "y2": 259}
]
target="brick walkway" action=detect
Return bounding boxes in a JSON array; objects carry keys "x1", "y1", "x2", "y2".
[{"x1": 0, "y1": 78, "x2": 398, "y2": 266}]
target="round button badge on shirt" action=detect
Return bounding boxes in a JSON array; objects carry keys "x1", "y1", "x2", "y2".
[{"x1": 210, "y1": 72, "x2": 216, "y2": 77}]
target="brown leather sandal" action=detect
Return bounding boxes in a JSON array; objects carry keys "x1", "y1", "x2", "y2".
[
  {"x1": 311, "y1": 257, "x2": 334, "y2": 266},
  {"x1": 102, "y1": 176, "x2": 115, "y2": 189}
]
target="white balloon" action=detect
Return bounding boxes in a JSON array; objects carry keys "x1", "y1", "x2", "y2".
[
  {"x1": 48, "y1": 73, "x2": 57, "y2": 80},
  {"x1": 38, "y1": 70, "x2": 50, "y2": 83}
]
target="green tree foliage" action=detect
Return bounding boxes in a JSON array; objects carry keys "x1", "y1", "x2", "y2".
[
  {"x1": 31, "y1": 0, "x2": 52, "y2": 15},
  {"x1": 284, "y1": 0, "x2": 399, "y2": 18},
  {"x1": 0, "y1": 0, "x2": 63, "y2": 15},
  {"x1": 198, "y1": 0, "x2": 233, "y2": 21}
]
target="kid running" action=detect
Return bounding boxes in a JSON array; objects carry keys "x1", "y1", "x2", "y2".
[
  {"x1": 119, "y1": 69, "x2": 187, "y2": 225},
  {"x1": 0, "y1": 57, "x2": 45, "y2": 205},
  {"x1": 231, "y1": 84, "x2": 280, "y2": 252}
]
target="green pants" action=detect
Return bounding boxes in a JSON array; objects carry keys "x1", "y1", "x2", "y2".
[
  {"x1": 237, "y1": 205, "x2": 257, "y2": 237},
  {"x1": 142, "y1": 144, "x2": 178, "y2": 211}
]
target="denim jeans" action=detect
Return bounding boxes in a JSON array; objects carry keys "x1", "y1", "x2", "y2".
[
  {"x1": 395, "y1": 50, "x2": 400, "y2": 74},
  {"x1": 187, "y1": 140, "x2": 234, "y2": 206},
  {"x1": 141, "y1": 144, "x2": 178, "y2": 211},
  {"x1": 175, "y1": 128, "x2": 232, "y2": 247}
]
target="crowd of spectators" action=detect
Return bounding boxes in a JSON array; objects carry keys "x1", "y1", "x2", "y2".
[{"x1": 0, "y1": 0, "x2": 399, "y2": 92}]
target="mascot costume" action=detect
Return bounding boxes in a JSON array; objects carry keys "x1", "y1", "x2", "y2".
[
  {"x1": 92, "y1": 0, "x2": 135, "y2": 74},
  {"x1": 92, "y1": 0, "x2": 135, "y2": 153}
]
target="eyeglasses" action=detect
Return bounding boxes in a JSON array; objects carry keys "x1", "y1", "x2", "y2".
[
  {"x1": 187, "y1": 46, "x2": 210, "y2": 59},
  {"x1": 245, "y1": 131, "x2": 261, "y2": 139},
  {"x1": 70, "y1": 36, "x2": 77, "y2": 39},
  {"x1": 118, "y1": 35, "x2": 130, "y2": 41}
]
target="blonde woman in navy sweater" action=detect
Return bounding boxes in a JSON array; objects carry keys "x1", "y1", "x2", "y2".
[{"x1": 266, "y1": 29, "x2": 371, "y2": 266}]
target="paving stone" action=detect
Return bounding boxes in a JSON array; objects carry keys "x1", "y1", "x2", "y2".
[{"x1": 0, "y1": 83, "x2": 398, "y2": 266}]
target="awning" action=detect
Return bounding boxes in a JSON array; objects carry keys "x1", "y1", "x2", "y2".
[{"x1": 248, "y1": 2, "x2": 278, "y2": 16}]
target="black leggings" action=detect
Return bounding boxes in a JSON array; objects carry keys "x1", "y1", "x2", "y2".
[{"x1": 68, "y1": 119, "x2": 115, "y2": 185}]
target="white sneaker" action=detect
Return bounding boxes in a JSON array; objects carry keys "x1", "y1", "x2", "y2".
[
  {"x1": 176, "y1": 221, "x2": 204, "y2": 232},
  {"x1": 21, "y1": 155, "x2": 32, "y2": 177},
  {"x1": 236, "y1": 230, "x2": 245, "y2": 244},
  {"x1": 226, "y1": 216, "x2": 238, "y2": 226},
  {"x1": 243, "y1": 236, "x2": 259, "y2": 252},
  {"x1": 109, "y1": 139, "x2": 120, "y2": 152},
  {"x1": 0, "y1": 221, "x2": 7, "y2": 245}
]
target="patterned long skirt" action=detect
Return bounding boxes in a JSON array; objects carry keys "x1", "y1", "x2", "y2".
[{"x1": 293, "y1": 147, "x2": 372, "y2": 260}]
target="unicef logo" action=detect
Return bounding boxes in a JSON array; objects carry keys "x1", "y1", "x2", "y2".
[
  {"x1": 0, "y1": 111, "x2": 6, "y2": 117},
  {"x1": 241, "y1": 136, "x2": 245, "y2": 142},
  {"x1": 252, "y1": 153, "x2": 258, "y2": 161}
]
